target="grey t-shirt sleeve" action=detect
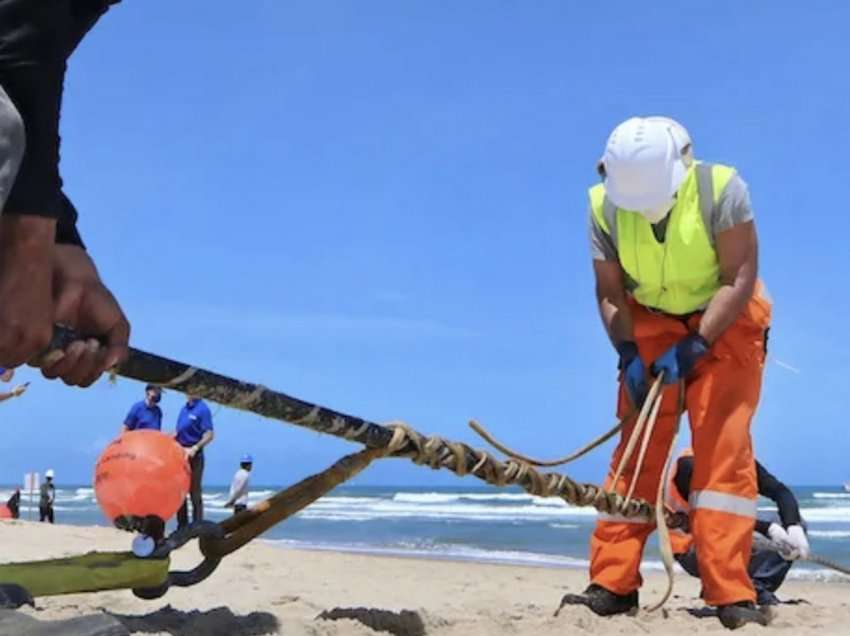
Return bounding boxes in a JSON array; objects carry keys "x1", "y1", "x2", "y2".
[
  {"x1": 713, "y1": 173, "x2": 754, "y2": 234},
  {"x1": 589, "y1": 207, "x2": 618, "y2": 261}
]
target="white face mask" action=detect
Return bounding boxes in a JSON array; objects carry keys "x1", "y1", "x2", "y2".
[{"x1": 640, "y1": 198, "x2": 675, "y2": 224}]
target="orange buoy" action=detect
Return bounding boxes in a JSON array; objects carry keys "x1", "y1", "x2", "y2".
[
  {"x1": 0, "y1": 505, "x2": 11, "y2": 519},
  {"x1": 94, "y1": 430, "x2": 190, "y2": 526}
]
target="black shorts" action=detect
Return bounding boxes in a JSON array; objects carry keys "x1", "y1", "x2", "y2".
[{"x1": 0, "y1": 0, "x2": 119, "y2": 245}]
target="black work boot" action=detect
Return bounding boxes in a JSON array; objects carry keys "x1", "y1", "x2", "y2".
[
  {"x1": 717, "y1": 601, "x2": 769, "y2": 629},
  {"x1": 556, "y1": 584, "x2": 638, "y2": 617}
]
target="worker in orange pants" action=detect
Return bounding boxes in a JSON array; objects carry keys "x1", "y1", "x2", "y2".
[{"x1": 561, "y1": 116, "x2": 772, "y2": 630}]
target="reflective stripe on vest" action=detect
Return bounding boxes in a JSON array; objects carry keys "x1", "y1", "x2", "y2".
[
  {"x1": 589, "y1": 162, "x2": 737, "y2": 315},
  {"x1": 688, "y1": 489, "x2": 757, "y2": 518}
]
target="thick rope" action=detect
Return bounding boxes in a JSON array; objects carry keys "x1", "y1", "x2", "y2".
[
  {"x1": 200, "y1": 423, "x2": 660, "y2": 561},
  {"x1": 380, "y1": 422, "x2": 658, "y2": 521},
  {"x1": 202, "y1": 448, "x2": 382, "y2": 558},
  {"x1": 41, "y1": 326, "x2": 663, "y2": 523}
]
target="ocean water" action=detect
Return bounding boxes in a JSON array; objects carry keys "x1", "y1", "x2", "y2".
[{"x1": 3, "y1": 484, "x2": 848, "y2": 581}]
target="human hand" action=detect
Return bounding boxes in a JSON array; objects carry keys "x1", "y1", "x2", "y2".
[
  {"x1": 185, "y1": 445, "x2": 198, "y2": 459},
  {"x1": 786, "y1": 525, "x2": 810, "y2": 560},
  {"x1": 767, "y1": 522, "x2": 790, "y2": 546},
  {"x1": 40, "y1": 245, "x2": 129, "y2": 387},
  {"x1": 650, "y1": 333, "x2": 709, "y2": 384},
  {"x1": 617, "y1": 341, "x2": 647, "y2": 408},
  {"x1": 11, "y1": 382, "x2": 28, "y2": 397},
  {"x1": 0, "y1": 216, "x2": 55, "y2": 369}
]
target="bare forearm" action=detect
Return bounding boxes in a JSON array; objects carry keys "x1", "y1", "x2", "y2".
[
  {"x1": 697, "y1": 220, "x2": 759, "y2": 344},
  {"x1": 698, "y1": 281, "x2": 754, "y2": 343},
  {"x1": 598, "y1": 291, "x2": 635, "y2": 347},
  {"x1": 195, "y1": 430, "x2": 214, "y2": 451},
  {"x1": 0, "y1": 392, "x2": 13, "y2": 403},
  {"x1": 593, "y1": 260, "x2": 635, "y2": 348}
]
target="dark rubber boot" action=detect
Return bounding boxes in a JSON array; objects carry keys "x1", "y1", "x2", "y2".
[
  {"x1": 557, "y1": 584, "x2": 638, "y2": 617},
  {"x1": 717, "y1": 601, "x2": 769, "y2": 629}
]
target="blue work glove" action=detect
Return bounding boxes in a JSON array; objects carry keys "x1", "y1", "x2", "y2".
[
  {"x1": 650, "y1": 333, "x2": 710, "y2": 384},
  {"x1": 616, "y1": 341, "x2": 648, "y2": 408}
]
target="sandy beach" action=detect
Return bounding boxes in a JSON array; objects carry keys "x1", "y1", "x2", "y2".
[{"x1": 0, "y1": 521, "x2": 847, "y2": 635}]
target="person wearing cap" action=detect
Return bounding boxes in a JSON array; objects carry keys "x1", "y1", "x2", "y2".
[
  {"x1": 667, "y1": 449, "x2": 808, "y2": 607},
  {"x1": 0, "y1": 367, "x2": 28, "y2": 404},
  {"x1": 175, "y1": 395, "x2": 215, "y2": 528},
  {"x1": 39, "y1": 469, "x2": 56, "y2": 523},
  {"x1": 561, "y1": 117, "x2": 772, "y2": 629},
  {"x1": 225, "y1": 455, "x2": 254, "y2": 514},
  {"x1": 122, "y1": 385, "x2": 163, "y2": 432}
]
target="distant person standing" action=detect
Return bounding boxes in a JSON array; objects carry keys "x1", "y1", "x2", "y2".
[
  {"x1": 175, "y1": 395, "x2": 214, "y2": 528},
  {"x1": 39, "y1": 470, "x2": 56, "y2": 523},
  {"x1": 225, "y1": 455, "x2": 253, "y2": 514},
  {"x1": 122, "y1": 384, "x2": 163, "y2": 432},
  {"x1": 0, "y1": 367, "x2": 28, "y2": 404},
  {"x1": 6, "y1": 489, "x2": 20, "y2": 519}
]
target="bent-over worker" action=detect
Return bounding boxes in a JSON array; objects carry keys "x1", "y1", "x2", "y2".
[{"x1": 562, "y1": 117, "x2": 772, "y2": 630}]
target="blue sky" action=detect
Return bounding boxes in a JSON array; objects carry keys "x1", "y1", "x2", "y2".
[{"x1": 2, "y1": 1, "x2": 848, "y2": 488}]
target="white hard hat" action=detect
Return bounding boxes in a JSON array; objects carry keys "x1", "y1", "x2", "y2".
[
  {"x1": 45, "y1": 469, "x2": 54, "y2": 479},
  {"x1": 600, "y1": 116, "x2": 692, "y2": 216}
]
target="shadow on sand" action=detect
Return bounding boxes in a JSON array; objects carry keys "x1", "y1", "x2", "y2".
[{"x1": 109, "y1": 605, "x2": 279, "y2": 636}]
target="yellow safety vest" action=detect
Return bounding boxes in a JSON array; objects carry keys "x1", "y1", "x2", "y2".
[{"x1": 590, "y1": 162, "x2": 737, "y2": 316}]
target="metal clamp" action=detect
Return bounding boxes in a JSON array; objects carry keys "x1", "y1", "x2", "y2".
[{"x1": 132, "y1": 521, "x2": 225, "y2": 599}]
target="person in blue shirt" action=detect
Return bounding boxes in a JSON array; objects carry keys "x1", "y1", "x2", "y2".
[
  {"x1": 175, "y1": 395, "x2": 215, "y2": 528},
  {"x1": 122, "y1": 385, "x2": 163, "y2": 432}
]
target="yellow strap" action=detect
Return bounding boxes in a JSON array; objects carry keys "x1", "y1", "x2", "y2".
[{"x1": 0, "y1": 552, "x2": 169, "y2": 597}]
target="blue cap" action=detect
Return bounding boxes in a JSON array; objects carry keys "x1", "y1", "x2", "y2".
[{"x1": 241, "y1": 454, "x2": 253, "y2": 464}]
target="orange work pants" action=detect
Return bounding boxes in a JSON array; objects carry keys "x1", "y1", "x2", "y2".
[{"x1": 589, "y1": 288, "x2": 771, "y2": 606}]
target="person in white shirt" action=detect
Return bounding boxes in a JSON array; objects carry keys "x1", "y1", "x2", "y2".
[{"x1": 225, "y1": 454, "x2": 253, "y2": 514}]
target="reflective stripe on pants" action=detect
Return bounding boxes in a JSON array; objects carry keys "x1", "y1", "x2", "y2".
[{"x1": 689, "y1": 490, "x2": 757, "y2": 518}]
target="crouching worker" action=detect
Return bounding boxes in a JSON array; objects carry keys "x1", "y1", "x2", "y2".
[{"x1": 668, "y1": 449, "x2": 809, "y2": 607}]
